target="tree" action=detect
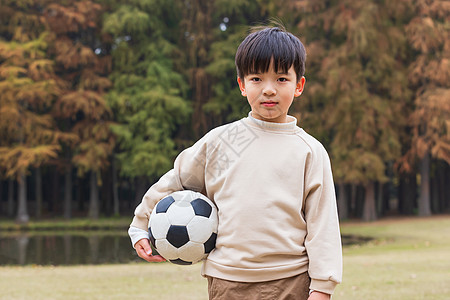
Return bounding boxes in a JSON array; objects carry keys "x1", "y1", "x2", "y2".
[
  {"x1": 180, "y1": 0, "x2": 215, "y2": 136},
  {"x1": 203, "y1": 0, "x2": 269, "y2": 127},
  {"x1": 292, "y1": 0, "x2": 411, "y2": 221},
  {"x1": 45, "y1": 0, "x2": 114, "y2": 219},
  {"x1": 0, "y1": 0, "x2": 74, "y2": 223},
  {"x1": 104, "y1": 0, "x2": 191, "y2": 203},
  {"x1": 404, "y1": 0, "x2": 450, "y2": 216}
]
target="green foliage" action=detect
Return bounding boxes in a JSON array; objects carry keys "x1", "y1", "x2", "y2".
[
  {"x1": 202, "y1": 2, "x2": 272, "y2": 126},
  {"x1": 103, "y1": 5, "x2": 151, "y2": 37},
  {"x1": 204, "y1": 29, "x2": 247, "y2": 122},
  {"x1": 105, "y1": 0, "x2": 190, "y2": 179}
]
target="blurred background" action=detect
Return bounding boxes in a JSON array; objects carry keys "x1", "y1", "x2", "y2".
[{"x1": 0, "y1": 0, "x2": 448, "y2": 228}]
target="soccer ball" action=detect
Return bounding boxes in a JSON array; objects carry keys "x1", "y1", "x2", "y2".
[{"x1": 148, "y1": 190, "x2": 218, "y2": 265}]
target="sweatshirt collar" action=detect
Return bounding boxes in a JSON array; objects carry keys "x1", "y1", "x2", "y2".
[{"x1": 245, "y1": 112, "x2": 298, "y2": 133}]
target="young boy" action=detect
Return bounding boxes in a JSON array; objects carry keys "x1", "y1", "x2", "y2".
[{"x1": 129, "y1": 25, "x2": 342, "y2": 300}]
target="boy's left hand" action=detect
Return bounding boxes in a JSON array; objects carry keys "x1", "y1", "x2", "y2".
[
  {"x1": 308, "y1": 291, "x2": 331, "y2": 300},
  {"x1": 135, "y1": 238, "x2": 166, "y2": 263}
]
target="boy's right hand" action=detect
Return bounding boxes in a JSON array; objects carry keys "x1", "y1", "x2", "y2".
[{"x1": 135, "y1": 238, "x2": 166, "y2": 262}]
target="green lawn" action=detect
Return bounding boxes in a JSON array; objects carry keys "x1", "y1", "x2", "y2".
[
  {"x1": 335, "y1": 216, "x2": 450, "y2": 300},
  {"x1": 0, "y1": 216, "x2": 449, "y2": 299}
]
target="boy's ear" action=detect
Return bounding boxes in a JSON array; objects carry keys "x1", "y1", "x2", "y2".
[
  {"x1": 294, "y1": 76, "x2": 306, "y2": 97},
  {"x1": 237, "y1": 77, "x2": 247, "y2": 97}
]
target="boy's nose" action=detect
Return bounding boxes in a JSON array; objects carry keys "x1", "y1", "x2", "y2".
[{"x1": 262, "y1": 83, "x2": 276, "y2": 96}]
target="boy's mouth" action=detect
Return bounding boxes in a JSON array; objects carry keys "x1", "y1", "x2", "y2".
[{"x1": 261, "y1": 101, "x2": 277, "y2": 107}]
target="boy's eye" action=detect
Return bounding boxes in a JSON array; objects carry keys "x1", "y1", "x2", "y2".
[
  {"x1": 278, "y1": 77, "x2": 288, "y2": 82},
  {"x1": 250, "y1": 77, "x2": 261, "y2": 82}
]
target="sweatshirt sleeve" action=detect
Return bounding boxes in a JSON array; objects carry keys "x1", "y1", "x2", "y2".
[
  {"x1": 303, "y1": 144, "x2": 343, "y2": 295},
  {"x1": 129, "y1": 135, "x2": 209, "y2": 231}
]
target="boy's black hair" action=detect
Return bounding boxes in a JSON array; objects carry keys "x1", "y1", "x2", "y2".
[{"x1": 235, "y1": 25, "x2": 306, "y2": 82}]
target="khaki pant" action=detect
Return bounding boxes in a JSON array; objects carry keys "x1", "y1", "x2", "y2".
[{"x1": 207, "y1": 272, "x2": 311, "y2": 300}]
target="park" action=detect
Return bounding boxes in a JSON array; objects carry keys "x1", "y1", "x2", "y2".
[{"x1": 0, "y1": 0, "x2": 449, "y2": 299}]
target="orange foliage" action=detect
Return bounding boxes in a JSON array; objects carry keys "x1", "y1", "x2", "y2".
[
  {"x1": 405, "y1": 0, "x2": 450, "y2": 166},
  {"x1": 45, "y1": 2, "x2": 101, "y2": 35},
  {"x1": 43, "y1": 0, "x2": 114, "y2": 175}
]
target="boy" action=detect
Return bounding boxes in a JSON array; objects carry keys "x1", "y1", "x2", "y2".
[{"x1": 129, "y1": 25, "x2": 342, "y2": 300}]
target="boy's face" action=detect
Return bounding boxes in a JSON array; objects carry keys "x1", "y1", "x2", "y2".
[{"x1": 238, "y1": 61, "x2": 305, "y2": 123}]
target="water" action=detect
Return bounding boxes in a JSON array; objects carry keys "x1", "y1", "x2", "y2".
[
  {"x1": 0, "y1": 232, "x2": 140, "y2": 266},
  {"x1": 0, "y1": 233, "x2": 370, "y2": 266}
]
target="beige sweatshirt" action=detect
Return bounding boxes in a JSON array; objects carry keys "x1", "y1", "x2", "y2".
[{"x1": 130, "y1": 113, "x2": 342, "y2": 294}]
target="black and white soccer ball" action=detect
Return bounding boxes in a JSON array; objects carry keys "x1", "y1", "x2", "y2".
[{"x1": 148, "y1": 190, "x2": 218, "y2": 265}]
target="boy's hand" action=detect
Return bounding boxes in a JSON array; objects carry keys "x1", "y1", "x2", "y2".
[
  {"x1": 308, "y1": 291, "x2": 331, "y2": 300},
  {"x1": 135, "y1": 238, "x2": 166, "y2": 262}
]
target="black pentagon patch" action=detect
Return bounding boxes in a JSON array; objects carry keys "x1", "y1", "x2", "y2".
[
  {"x1": 204, "y1": 232, "x2": 217, "y2": 253},
  {"x1": 166, "y1": 225, "x2": 190, "y2": 248},
  {"x1": 170, "y1": 258, "x2": 192, "y2": 265},
  {"x1": 148, "y1": 227, "x2": 156, "y2": 249},
  {"x1": 155, "y1": 196, "x2": 175, "y2": 213},
  {"x1": 191, "y1": 198, "x2": 212, "y2": 217}
]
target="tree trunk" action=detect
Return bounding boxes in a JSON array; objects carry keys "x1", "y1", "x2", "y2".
[
  {"x1": 88, "y1": 171, "x2": 99, "y2": 219},
  {"x1": 64, "y1": 164, "x2": 73, "y2": 219},
  {"x1": 444, "y1": 163, "x2": 450, "y2": 212},
  {"x1": 418, "y1": 153, "x2": 432, "y2": 216},
  {"x1": 376, "y1": 182, "x2": 383, "y2": 216},
  {"x1": 354, "y1": 185, "x2": 365, "y2": 218},
  {"x1": 75, "y1": 175, "x2": 83, "y2": 212},
  {"x1": 35, "y1": 167, "x2": 43, "y2": 219},
  {"x1": 16, "y1": 172, "x2": 29, "y2": 224},
  {"x1": 0, "y1": 181, "x2": 3, "y2": 214},
  {"x1": 436, "y1": 160, "x2": 448, "y2": 213},
  {"x1": 8, "y1": 179, "x2": 14, "y2": 216},
  {"x1": 362, "y1": 181, "x2": 377, "y2": 221},
  {"x1": 337, "y1": 183, "x2": 348, "y2": 220},
  {"x1": 398, "y1": 173, "x2": 417, "y2": 215},
  {"x1": 431, "y1": 167, "x2": 439, "y2": 213},
  {"x1": 350, "y1": 184, "x2": 358, "y2": 217},
  {"x1": 112, "y1": 158, "x2": 120, "y2": 217},
  {"x1": 49, "y1": 168, "x2": 59, "y2": 213}
]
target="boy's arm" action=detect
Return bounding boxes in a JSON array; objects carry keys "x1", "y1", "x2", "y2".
[
  {"x1": 129, "y1": 136, "x2": 209, "y2": 261},
  {"x1": 130, "y1": 169, "x2": 184, "y2": 231},
  {"x1": 130, "y1": 135, "x2": 209, "y2": 231},
  {"x1": 304, "y1": 145, "x2": 343, "y2": 295},
  {"x1": 128, "y1": 226, "x2": 151, "y2": 247}
]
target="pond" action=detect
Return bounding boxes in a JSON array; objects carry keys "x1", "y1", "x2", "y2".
[
  {"x1": 0, "y1": 233, "x2": 370, "y2": 266},
  {"x1": 0, "y1": 232, "x2": 140, "y2": 266}
]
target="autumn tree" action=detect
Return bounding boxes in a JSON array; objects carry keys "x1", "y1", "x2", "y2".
[
  {"x1": 404, "y1": 0, "x2": 450, "y2": 216},
  {"x1": 45, "y1": 0, "x2": 114, "y2": 219},
  {"x1": 0, "y1": 0, "x2": 69, "y2": 223},
  {"x1": 290, "y1": 0, "x2": 412, "y2": 221}
]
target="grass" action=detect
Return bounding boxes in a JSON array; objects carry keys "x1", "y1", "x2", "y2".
[
  {"x1": 0, "y1": 216, "x2": 449, "y2": 299},
  {"x1": 0, "y1": 263, "x2": 207, "y2": 300},
  {"x1": 335, "y1": 215, "x2": 450, "y2": 300}
]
